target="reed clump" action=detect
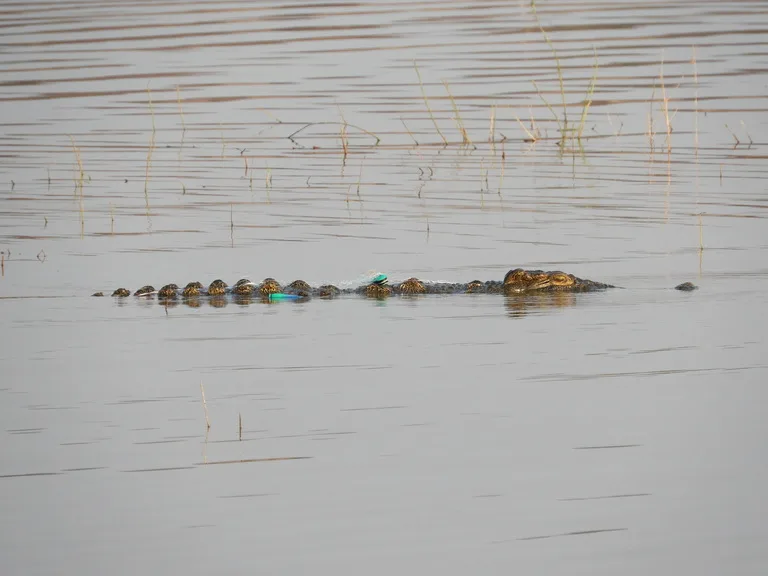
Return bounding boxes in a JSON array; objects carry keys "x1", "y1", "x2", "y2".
[{"x1": 526, "y1": 3, "x2": 599, "y2": 149}]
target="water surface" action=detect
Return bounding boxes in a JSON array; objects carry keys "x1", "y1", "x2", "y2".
[{"x1": 1, "y1": 1, "x2": 767, "y2": 574}]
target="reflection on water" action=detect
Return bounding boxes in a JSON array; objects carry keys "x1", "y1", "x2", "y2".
[
  {"x1": 504, "y1": 291, "x2": 578, "y2": 318},
  {"x1": 1, "y1": 1, "x2": 768, "y2": 575}
]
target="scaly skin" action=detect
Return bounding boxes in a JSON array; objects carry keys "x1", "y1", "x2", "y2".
[
  {"x1": 315, "y1": 284, "x2": 340, "y2": 298},
  {"x1": 157, "y1": 284, "x2": 179, "y2": 299},
  {"x1": 258, "y1": 278, "x2": 282, "y2": 296},
  {"x1": 364, "y1": 283, "x2": 392, "y2": 298},
  {"x1": 182, "y1": 282, "x2": 203, "y2": 297},
  {"x1": 286, "y1": 280, "x2": 311, "y2": 295},
  {"x1": 465, "y1": 280, "x2": 485, "y2": 294},
  {"x1": 393, "y1": 278, "x2": 427, "y2": 295},
  {"x1": 231, "y1": 278, "x2": 255, "y2": 295},
  {"x1": 207, "y1": 279, "x2": 228, "y2": 295},
  {"x1": 134, "y1": 285, "x2": 155, "y2": 297}
]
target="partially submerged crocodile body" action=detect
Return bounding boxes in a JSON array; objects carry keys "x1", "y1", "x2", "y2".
[{"x1": 92, "y1": 269, "x2": 698, "y2": 300}]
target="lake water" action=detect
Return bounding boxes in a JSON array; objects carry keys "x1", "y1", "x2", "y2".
[{"x1": 1, "y1": 1, "x2": 767, "y2": 574}]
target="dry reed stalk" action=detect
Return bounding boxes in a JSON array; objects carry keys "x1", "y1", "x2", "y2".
[
  {"x1": 515, "y1": 114, "x2": 538, "y2": 143},
  {"x1": 243, "y1": 154, "x2": 249, "y2": 176},
  {"x1": 740, "y1": 120, "x2": 754, "y2": 146},
  {"x1": 577, "y1": 49, "x2": 599, "y2": 141},
  {"x1": 356, "y1": 156, "x2": 365, "y2": 196},
  {"x1": 238, "y1": 413, "x2": 242, "y2": 441},
  {"x1": 498, "y1": 140, "x2": 505, "y2": 195},
  {"x1": 69, "y1": 136, "x2": 86, "y2": 235},
  {"x1": 337, "y1": 105, "x2": 350, "y2": 159},
  {"x1": 528, "y1": 107, "x2": 542, "y2": 141},
  {"x1": 414, "y1": 61, "x2": 448, "y2": 145},
  {"x1": 530, "y1": 2, "x2": 568, "y2": 142},
  {"x1": 200, "y1": 381, "x2": 211, "y2": 430},
  {"x1": 287, "y1": 122, "x2": 380, "y2": 146},
  {"x1": 176, "y1": 85, "x2": 186, "y2": 132},
  {"x1": 1, "y1": 253, "x2": 4, "y2": 276},
  {"x1": 69, "y1": 136, "x2": 85, "y2": 191},
  {"x1": 691, "y1": 46, "x2": 698, "y2": 154},
  {"x1": 489, "y1": 105, "x2": 496, "y2": 145},
  {"x1": 230, "y1": 203, "x2": 234, "y2": 246},
  {"x1": 147, "y1": 85, "x2": 156, "y2": 132},
  {"x1": 442, "y1": 80, "x2": 472, "y2": 146},
  {"x1": 698, "y1": 212, "x2": 704, "y2": 251},
  {"x1": 532, "y1": 80, "x2": 562, "y2": 134},
  {"x1": 400, "y1": 117, "x2": 419, "y2": 146},
  {"x1": 659, "y1": 58, "x2": 672, "y2": 155},
  {"x1": 110, "y1": 204, "x2": 114, "y2": 235},
  {"x1": 647, "y1": 83, "x2": 657, "y2": 156},
  {"x1": 340, "y1": 122, "x2": 349, "y2": 158}
]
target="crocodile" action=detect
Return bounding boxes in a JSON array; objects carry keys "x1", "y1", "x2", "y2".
[{"x1": 92, "y1": 269, "x2": 698, "y2": 299}]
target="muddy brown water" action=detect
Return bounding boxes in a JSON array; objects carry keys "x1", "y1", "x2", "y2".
[{"x1": 1, "y1": 1, "x2": 767, "y2": 574}]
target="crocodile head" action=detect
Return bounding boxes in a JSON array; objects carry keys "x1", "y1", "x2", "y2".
[{"x1": 503, "y1": 269, "x2": 579, "y2": 292}]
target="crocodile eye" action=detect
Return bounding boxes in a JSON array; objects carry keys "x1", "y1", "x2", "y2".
[
  {"x1": 504, "y1": 269, "x2": 528, "y2": 285},
  {"x1": 551, "y1": 272, "x2": 573, "y2": 286},
  {"x1": 529, "y1": 273, "x2": 551, "y2": 289}
]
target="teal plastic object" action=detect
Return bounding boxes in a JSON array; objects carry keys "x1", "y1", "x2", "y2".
[
  {"x1": 268, "y1": 293, "x2": 301, "y2": 301},
  {"x1": 371, "y1": 273, "x2": 388, "y2": 285}
]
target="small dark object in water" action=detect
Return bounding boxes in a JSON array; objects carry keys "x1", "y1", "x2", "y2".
[
  {"x1": 112, "y1": 288, "x2": 130, "y2": 297},
  {"x1": 92, "y1": 292, "x2": 104, "y2": 297},
  {"x1": 134, "y1": 285, "x2": 155, "y2": 297},
  {"x1": 158, "y1": 284, "x2": 179, "y2": 299},
  {"x1": 207, "y1": 279, "x2": 228, "y2": 295},
  {"x1": 675, "y1": 282, "x2": 698, "y2": 291}
]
